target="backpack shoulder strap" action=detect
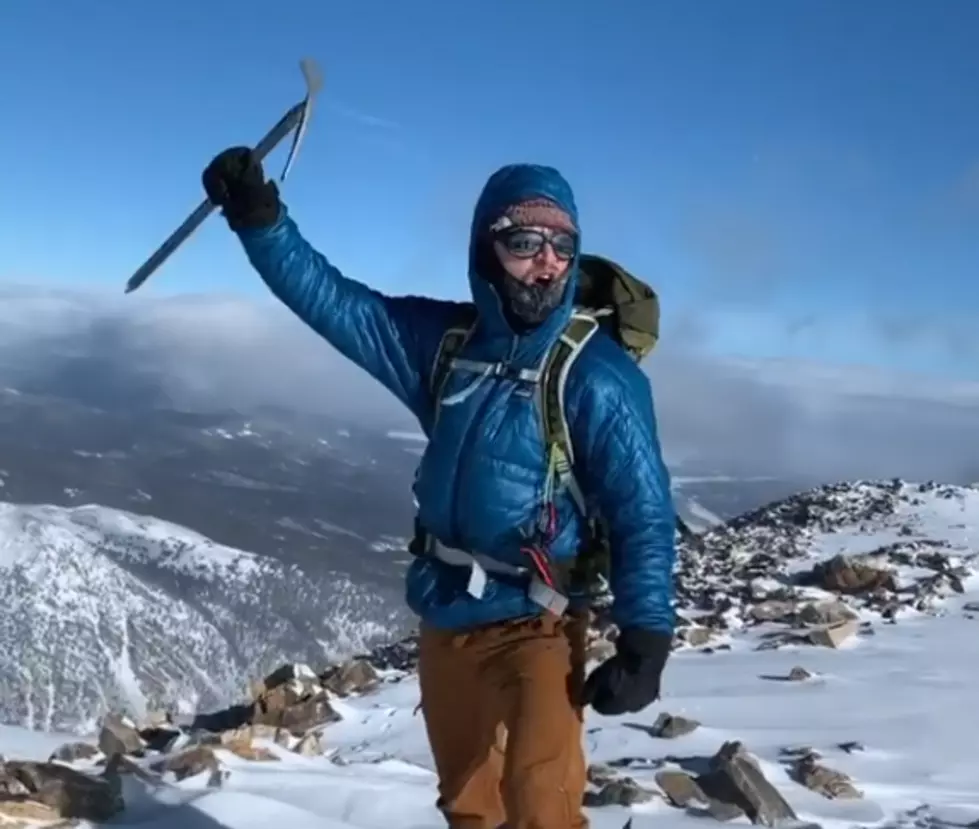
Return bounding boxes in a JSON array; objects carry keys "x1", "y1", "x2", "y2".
[
  {"x1": 538, "y1": 311, "x2": 601, "y2": 515},
  {"x1": 430, "y1": 304, "x2": 479, "y2": 425}
]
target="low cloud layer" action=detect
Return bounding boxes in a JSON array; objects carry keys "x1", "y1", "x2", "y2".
[{"x1": 1, "y1": 283, "x2": 977, "y2": 487}]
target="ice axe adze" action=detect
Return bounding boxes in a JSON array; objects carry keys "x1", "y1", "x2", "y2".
[{"x1": 123, "y1": 57, "x2": 324, "y2": 295}]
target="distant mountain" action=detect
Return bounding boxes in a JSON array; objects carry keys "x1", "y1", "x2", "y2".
[
  {"x1": 0, "y1": 500, "x2": 401, "y2": 732},
  {"x1": 0, "y1": 385, "x2": 420, "y2": 593}
]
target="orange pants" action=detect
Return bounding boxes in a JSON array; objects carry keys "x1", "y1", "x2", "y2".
[{"x1": 418, "y1": 612, "x2": 590, "y2": 829}]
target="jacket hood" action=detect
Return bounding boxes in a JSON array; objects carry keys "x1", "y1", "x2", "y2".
[{"x1": 468, "y1": 163, "x2": 581, "y2": 342}]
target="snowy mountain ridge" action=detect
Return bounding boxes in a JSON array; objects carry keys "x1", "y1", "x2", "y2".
[
  {"x1": 0, "y1": 501, "x2": 399, "y2": 733},
  {"x1": 0, "y1": 502, "x2": 261, "y2": 576}
]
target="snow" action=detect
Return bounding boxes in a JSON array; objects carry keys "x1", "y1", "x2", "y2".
[
  {"x1": 202, "y1": 425, "x2": 259, "y2": 440},
  {"x1": 0, "y1": 501, "x2": 260, "y2": 574},
  {"x1": 385, "y1": 430, "x2": 427, "y2": 442},
  {"x1": 0, "y1": 480, "x2": 975, "y2": 828},
  {"x1": 5, "y1": 581, "x2": 977, "y2": 827},
  {"x1": 680, "y1": 497, "x2": 723, "y2": 530}
]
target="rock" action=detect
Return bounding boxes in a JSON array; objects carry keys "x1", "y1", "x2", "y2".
[
  {"x1": 150, "y1": 745, "x2": 222, "y2": 785},
  {"x1": 184, "y1": 703, "x2": 254, "y2": 735},
  {"x1": 216, "y1": 723, "x2": 291, "y2": 749},
  {"x1": 583, "y1": 777, "x2": 655, "y2": 807},
  {"x1": 358, "y1": 635, "x2": 419, "y2": 673},
  {"x1": 806, "y1": 619, "x2": 858, "y2": 648},
  {"x1": 176, "y1": 665, "x2": 343, "y2": 747},
  {"x1": 749, "y1": 601, "x2": 797, "y2": 624},
  {"x1": 760, "y1": 666, "x2": 813, "y2": 682},
  {"x1": 294, "y1": 732, "x2": 323, "y2": 757},
  {"x1": 223, "y1": 741, "x2": 279, "y2": 762},
  {"x1": 206, "y1": 725, "x2": 285, "y2": 762},
  {"x1": 48, "y1": 742, "x2": 100, "y2": 764},
  {"x1": 139, "y1": 709, "x2": 173, "y2": 729},
  {"x1": 260, "y1": 662, "x2": 320, "y2": 696},
  {"x1": 702, "y1": 741, "x2": 798, "y2": 826},
  {"x1": 0, "y1": 769, "x2": 31, "y2": 798},
  {"x1": 251, "y1": 693, "x2": 340, "y2": 737},
  {"x1": 789, "y1": 753, "x2": 862, "y2": 799},
  {"x1": 97, "y1": 712, "x2": 145, "y2": 758},
  {"x1": 257, "y1": 681, "x2": 315, "y2": 715},
  {"x1": 103, "y1": 752, "x2": 161, "y2": 785},
  {"x1": 0, "y1": 798, "x2": 62, "y2": 824},
  {"x1": 655, "y1": 770, "x2": 709, "y2": 808},
  {"x1": 659, "y1": 767, "x2": 745, "y2": 822},
  {"x1": 586, "y1": 764, "x2": 618, "y2": 787},
  {"x1": 780, "y1": 746, "x2": 819, "y2": 760},
  {"x1": 676, "y1": 626, "x2": 714, "y2": 647},
  {"x1": 320, "y1": 659, "x2": 380, "y2": 696},
  {"x1": 245, "y1": 665, "x2": 342, "y2": 738},
  {"x1": 797, "y1": 600, "x2": 858, "y2": 626},
  {"x1": 809, "y1": 554, "x2": 896, "y2": 594},
  {"x1": 2, "y1": 760, "x2": 125, "y2": 821},
  {"x1": 649, "y1": 713, "x2": 701, "y2": 738},
  {"x1": 653, "y1": 742, "x2": 798, "y2": 825},
  {"x1": 138, "y1": 726, "x2": 183, "y2": 754}
]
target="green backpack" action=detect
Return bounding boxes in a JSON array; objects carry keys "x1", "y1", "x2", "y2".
[{"x1": 424, "y1": 254, "x2": 661, "y2": 599}]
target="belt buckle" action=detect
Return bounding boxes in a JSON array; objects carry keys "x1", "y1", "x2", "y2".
[{"x1": 528, "y1": 576, "x2": 568, "y2": 616}]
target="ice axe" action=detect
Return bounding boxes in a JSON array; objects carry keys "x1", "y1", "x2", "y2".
[{"x1": 124, "y1": 57, "x2": 324, "y2": 294}]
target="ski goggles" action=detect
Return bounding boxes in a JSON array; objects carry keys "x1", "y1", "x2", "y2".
[{"x1": 495, "y1": 227, "x2": 578, "y2": 261}]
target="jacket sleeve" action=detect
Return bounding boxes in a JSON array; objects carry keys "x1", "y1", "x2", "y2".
[
  {"x1": 234, "y1": 207, "x2": 440, "y2": 419},
  {"x1": 569, "y1": 355, "x2": 677, "y2": 635}
]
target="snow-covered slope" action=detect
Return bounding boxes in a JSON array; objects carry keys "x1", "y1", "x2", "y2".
[
  {"x1": 1, "y1": 479, "x2": 978, "y2": 828},
  {"x1": 0, "y1": 502, "x2": 399, "y2": 732}
]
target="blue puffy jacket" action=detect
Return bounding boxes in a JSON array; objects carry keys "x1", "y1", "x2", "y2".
[{"x1": 234, "y1": 163, "x2": 676, "y2": 636}]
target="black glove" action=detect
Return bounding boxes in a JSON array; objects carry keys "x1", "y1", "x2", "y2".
[
  {"x1": 581, "y1": 627, "x2": 671, "y2": 716},
  {"x1": 202, "y1": 147, "x2": 281, "y2": 232}
]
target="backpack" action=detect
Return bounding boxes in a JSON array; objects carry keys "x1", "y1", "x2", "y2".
[{"x1": 421, "y1": 254, "x2": 661, "y2": 601}]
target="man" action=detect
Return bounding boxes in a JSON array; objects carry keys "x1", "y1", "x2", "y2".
[{"x1": 202, "y1": 148, "x2": 677, "y2": 829}]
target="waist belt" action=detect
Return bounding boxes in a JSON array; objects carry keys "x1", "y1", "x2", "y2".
[{"x1": 423, "y1": 538, "x2": 569, "y2": 617}]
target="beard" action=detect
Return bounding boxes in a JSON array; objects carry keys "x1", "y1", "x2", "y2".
[{"x1": 496, "y1": 270, "x2": 570, "y2": 328}]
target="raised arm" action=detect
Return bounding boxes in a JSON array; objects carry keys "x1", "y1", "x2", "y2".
[
  {"x1": 236, "y1": 209, "x2": 440, "y2": 416},
  {"x1": 203, "y1": 146, "x2": 444, "y2": 418}
]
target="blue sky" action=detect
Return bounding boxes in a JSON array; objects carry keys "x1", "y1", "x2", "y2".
[{"x1": 1, "y1": 0, "x2": 977, "y2": 379}]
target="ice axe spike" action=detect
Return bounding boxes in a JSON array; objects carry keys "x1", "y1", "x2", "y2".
[{"x1": 124, "y1": 58, "x2": 324, "y2": 295}]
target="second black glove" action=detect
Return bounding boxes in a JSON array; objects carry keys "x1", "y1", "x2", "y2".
[
  {"x1": 581, "y1": 627, "x2": 671, "y2": 716},
  {"x1": 202, "y1": 147, "x2": 281, "y2": 232}
]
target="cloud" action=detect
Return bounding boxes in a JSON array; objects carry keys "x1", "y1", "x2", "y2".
[
  {"x1": 0, "y1": 286, "x2": 401, "y2": 426},
  {"x1": 325, "y1": 100, "x2": 401, "y2": 133},
  {"x1": 646, "y1": 346, "x2": 979, "y2": 485},
  {"x1": 0, "y1": 283, "x2": 977, "y2": 486}
]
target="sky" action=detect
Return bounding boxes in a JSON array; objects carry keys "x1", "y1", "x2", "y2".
[{"x1": 0, "y1": 0, "x2": 978, "y2": 382}]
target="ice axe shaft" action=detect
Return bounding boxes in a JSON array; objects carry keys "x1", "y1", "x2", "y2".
[{"x1": 124, "y1": 58, "x2": 324, "y2": 294}]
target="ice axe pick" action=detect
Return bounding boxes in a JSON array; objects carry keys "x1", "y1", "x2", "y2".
[{"x1": 123, "y1": 57, "x2": 324, "y2": 294}]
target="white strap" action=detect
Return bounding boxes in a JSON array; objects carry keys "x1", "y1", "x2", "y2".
[
  {"x1": 450, "y1": 357, "x2": 543, "y2": 384},
  {"x1": 430, "y1": 540, "x2": 529, "y2": 578},
  {"x1": 427, "y1": 541, "x2": 565, "y2": 614}
]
